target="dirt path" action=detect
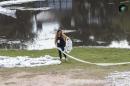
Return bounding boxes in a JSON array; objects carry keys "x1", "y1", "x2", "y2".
[{"x1": 0, "y1": 71, "x2": 106, "y2": 86}]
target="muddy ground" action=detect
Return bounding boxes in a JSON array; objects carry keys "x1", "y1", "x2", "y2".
[{"x1": 0, "y1": 69, "x2": 106, "y2": 86}]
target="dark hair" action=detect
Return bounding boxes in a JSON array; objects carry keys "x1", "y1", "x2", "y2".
[
  {"x1": 57, "y1": 29, "x2": 62, "y2": 33},
  {"x1": 56, "y1": 29, "x2": 63, "y2": 38}
]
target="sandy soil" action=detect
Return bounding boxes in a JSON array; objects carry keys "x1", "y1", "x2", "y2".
[{"x1": 0, "y1": 71, "x2": 106, "y2": 86}]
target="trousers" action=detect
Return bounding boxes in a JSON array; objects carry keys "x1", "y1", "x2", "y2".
[{"x1": 58, "y1": 46, "x2": 67, "y2": 59}]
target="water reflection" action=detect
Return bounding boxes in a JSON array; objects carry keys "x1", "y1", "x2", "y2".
[
  {"x1": 0, "y1": 10, "x2": 35, "y2": 49},
  {"x1": 0, "y1": 0, "x2": 130, "y2": 49},
  {"x1": 64, "y1": 0, "x2": 130, "y2": 47}
]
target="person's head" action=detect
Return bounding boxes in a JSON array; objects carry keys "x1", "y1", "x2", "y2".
[
  {"x1": 57, "y1": 29, "x2": 62, "y2": 37},
  {"x1": 56, "y1": 26, "x2": 64, "y2": 37}
]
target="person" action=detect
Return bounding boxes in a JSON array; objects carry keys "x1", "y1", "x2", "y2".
[{"x1": 55, "y1": 27, "x2": 68, "y2": 61}]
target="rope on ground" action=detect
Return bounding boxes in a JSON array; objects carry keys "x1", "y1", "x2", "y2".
[{"x1": 57, "y1": 47, "x2": 130, "y2": 66}]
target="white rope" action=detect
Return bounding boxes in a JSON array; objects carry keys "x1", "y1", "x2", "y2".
[{"x1": 57, "y1": 47, "x2": 130, "y2": 66}]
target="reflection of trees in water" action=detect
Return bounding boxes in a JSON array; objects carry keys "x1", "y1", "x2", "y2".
[
  {"x1": 0, "y1": 0, "x2": 130, "y2": 48},
  {"x1": 0, "y1": 10, "x2": 36, "y2": 49},
  {"x1": 16, "y1": 11, "x2": 35, "y2": 41},
  {"x1": 60, "y1": 0, "x2": 130, "y2": 46},
  {"x1": 0, "y1": 11, "x2": 35, "y2": 41}
]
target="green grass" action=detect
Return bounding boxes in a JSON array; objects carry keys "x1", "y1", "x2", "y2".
[
  {"x1": 0, "y1": 47, "x2": 130, "y2": 63},
  {"x1": 70, "y1": 47, "x2": 130, "y2": 63},
  {"x1": 0, "y1": 49, "x2": 57, "y2": 57},
  {"x1": 0, "y1": 47, "x2": 130, "y2": 78}
]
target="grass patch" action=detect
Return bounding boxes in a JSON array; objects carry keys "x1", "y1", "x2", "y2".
[
  {"x1": 70, "y1": 47, "x2": 130, "y2": 63},
  {"x1": 0, "y1": 47, "x2": 130, "y2": 63},
  {"x1": 0, "y1": 47, "x2": 130, "y2": 78},
  {"x1": 0, "y1": 49, "x2": 57, "y2": 57}
]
